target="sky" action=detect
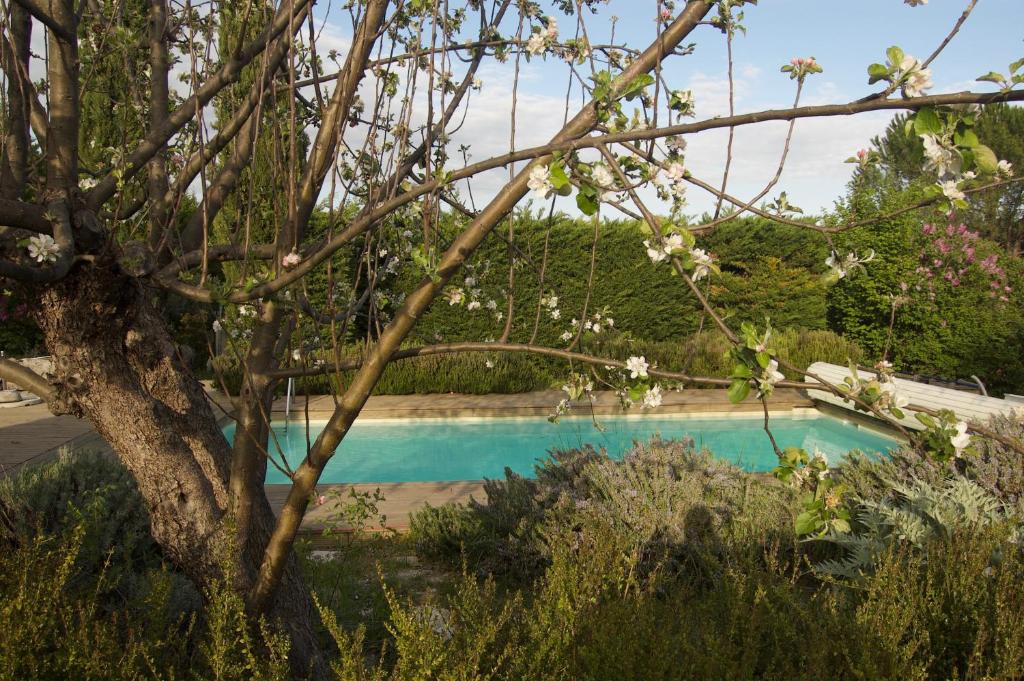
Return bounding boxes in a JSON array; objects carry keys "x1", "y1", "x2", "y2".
[{"x1": 310, "y1": 0, "x2": 1023, "y2": 218}]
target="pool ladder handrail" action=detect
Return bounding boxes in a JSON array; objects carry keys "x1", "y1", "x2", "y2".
[{"x1": 283, "y1": 376, "x2": 295, "y2": 432}]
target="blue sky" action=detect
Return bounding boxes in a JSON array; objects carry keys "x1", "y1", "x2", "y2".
[{"x1": 312, "y1": 0, "x2": 1022, "y2": 217}]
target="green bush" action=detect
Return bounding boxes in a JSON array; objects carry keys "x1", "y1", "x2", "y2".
[
  {"x1": 232, "y1": 327, "x2": 860, "y2": 396},
  {"x1": 411, "y1": 438, "x2": 797, "y2": 579},
  {"x1": 828, "y1": 183, "x2": 1024, "y2": 394},
  {"x1": 0, "y1": 449, "x2": 160, "y2": 598},
  {"x1": 838, "y1": 413, "x2": 1024, "y2": 509},
  {"x1": 381, "y1": 213, "x2": 834, "y2": 350}
]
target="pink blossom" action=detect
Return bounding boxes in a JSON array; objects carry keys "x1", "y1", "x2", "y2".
[
  {"x1": 922, "y1": 223, "x2": 935, "y2": 235},
  {"x1": 282, "y1": 251, "x2": 301, "y2": 269},
  {"x1": 316, "y1": 494, "x2": 327, "y2": 506}
]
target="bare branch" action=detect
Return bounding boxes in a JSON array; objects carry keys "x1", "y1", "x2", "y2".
[{"x1": 0, "y1": 357, "x2": 55, "y2": 402}]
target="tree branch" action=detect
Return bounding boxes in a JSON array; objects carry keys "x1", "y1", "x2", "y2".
[{"x1": 0, "y1": 358, "x2": 55, "y2": 402}]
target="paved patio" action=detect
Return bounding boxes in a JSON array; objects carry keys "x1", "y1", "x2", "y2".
[
  {"x1": 3, "y1": 388, "x2": 815, "y2": 531},
  {"x1": 0, "y1": 403, "x2": 102, "y2": 478}
]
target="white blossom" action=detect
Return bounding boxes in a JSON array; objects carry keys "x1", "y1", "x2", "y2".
[
  {"x1": 27, "y1": 234, "x2": 59, "y2": 264},
  {"x1": 525, "y1": 33, "x2": 546, "y2": 56},
  {"x1": 560, "y1": 330, "x2": 573, "y2": 342},
  {"x1": 950, "y1": 421, "x2": 971, "y2": 454},
  {"x1": 665, "y1": 162, "x2": 686, "y2": 182},
  {"x1": 543, "y1": 16, "x2": 558, "y2": 40},
  {"x1": 625, "y1": 356, "x2": 649, "y2": 379},
  {"x1": 997, "y1": 159, "x2": 1014, "y2": 177},
  {"x1": 527, "y1": 165, "x2": 553, "y2": 198},
  {"x1": 282, "y1": 250, "x2": 301, "y2": 268},
  {"x1": 485, "y1": 359, "x2": 494, "y2": 369},
  {"x1": 880, "y1": 381, "x2": 910, "y2": 410},
  {"x1": 485, "y1": 299, "x2": 498, "y2": 310},
  {"x1": 212, "y1": 319, "x2": 222, "y2": 333},
  {"x1": 644, "y1": 239, "x2": 669, "y2": 263},
  {"x1": 550, "y1": 308, "x2": 561, "y2": 320},
  {"x1": 591, "y1": 163, "x2": 615, "y2": 189},
  {"x1": 939, "y1": 179, "x2": 965, "y2": 201},
  {"x1": 757, "y1": 360, "x2": 785, "y2": 397},
  {"x1": 663, "y1": 233, "x2": 685, "y2": 253},
  {"x1": 642, "y1": 384, "x2": 663, "y2": 409},
  {"x1": 446, "y1": 288, "x2": 465, "y2": 305},
  {"x1": 467, "y1": 300, "x2": 481, "y2": 311},
  {"x1": 898, "y1": 55, "x2": 933, "y2": 97},
  {"x1": 920, "y1": 133, "x2": 961, "y2": 178},
  {"x1": 690, "y1": 248, "x2": 713, "y2": 281},
  {"x1": 666, "y1": 136, "x2": 687, "y2": 153}
]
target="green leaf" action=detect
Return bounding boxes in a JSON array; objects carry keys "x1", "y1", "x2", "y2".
[
  {"x1": 795, "y1": 510, "x2": 819, "y2": 536},
  {"x1": 756, "y1": 351, "x2": 770, "y2": 368},
  {"x1": 548, "y1": 161, "x2": 569, "y2": 189},
  {"x1": 954, "y1": 128, "x2": 980, "y2": 149},
  {"x1": 621, "y1": 73, "x2": 654, "y2": 101},
  {"x1": 727, "y1": 379, "x2": 751, "y2": 404},
  {"x1": 974, "y1": 144, "x2": 999, "y2": 174},
  {"x1": 867, "y1": 63, "x2": 890, "y2": 85},
  {"x1": 830, "y1": 518, "x2": 851, "y2": 534},
  {"x1": 886, "y1": 46, "x2": 904, "y2": 68},
  {"x1": 976, "y1": 71, "x2": 1007, "y2": 84},
  {"x1": 915, "y1": 412, "x2": 936, "y2": 428},
  {"x1": 913, "y1": 107, "x2": 941, "y2": 136},
  {"x1": 576, "y1": 191, "x2": 599, "y2": 216},
  {"x1": 1010, "y1": 57, "x2": 1024, "y2": 74}
]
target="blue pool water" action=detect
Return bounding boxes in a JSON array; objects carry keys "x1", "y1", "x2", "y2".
[{"x1": 226, "y1": 413, "x2": 898, "y2": 484}]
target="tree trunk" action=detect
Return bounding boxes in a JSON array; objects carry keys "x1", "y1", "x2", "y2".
[{"x1": 31, "y1": 262, "x2": 324, "y2": 676}]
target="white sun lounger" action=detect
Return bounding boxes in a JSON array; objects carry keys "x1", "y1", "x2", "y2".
[{"x1": 803, "y1": 362, "x2": 1023, "y2": 430}]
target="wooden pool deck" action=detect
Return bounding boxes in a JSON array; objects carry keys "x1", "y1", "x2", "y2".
[{"x1": 2, "y1": 388, "x2": 815, "y2": 532}]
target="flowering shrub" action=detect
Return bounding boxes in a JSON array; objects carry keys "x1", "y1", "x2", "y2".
[{"x1": 913, "y1": 217, "x2": 1013, "y2": 301}]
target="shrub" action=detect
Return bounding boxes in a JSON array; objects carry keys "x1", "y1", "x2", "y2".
[
  {"x1": 411, "y1": 438, "x2": 796, "y2": 580},
  {"x1": 0, "y1": 449, "x2": 159, "y2": 598},
  {"x1": 233, "y1": 327, "x2": 860, "y2": 396},
  {"x1": 838, "y1": 413, "x2": 1024, "y2": 509}
]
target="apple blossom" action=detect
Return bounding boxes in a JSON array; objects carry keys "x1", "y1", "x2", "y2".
[
  {"x1": 446, "y1": 288, "x2": 465, "y2": 305},
  {"x1": 642, "y1": 384, "x2": 663, "y2": 409},
  {"x1": 27, "y1": 234, "x2": 60, "y2": 264},
  {"x1": 525, "y1": 33, "x2": 546, "y2": 56},
  {"x1": 920, "y1": 133, "x2": 960, "y2": 178},
  {"x1": 939, "y1": 179, "x2": 965, "y2": 201},
  {"x1": 527, "y1": 165, "x2": 553, "y2": 198},
  {"x1": 644, "y1": 239, "x2": 669, "y2": 263},
  {"x1": 591, "y1": 163, "x2": 615, "y2": 189},
  {"x1": 282, "y1": 250, "x2": 301, "y2": 268},
  {"x1": 997, "y1": 159, "x2": 1014, "y2": 177},
  {"x1": 950, "y1": 421, "x2": 972, "y2": 454},
  {"x1": 690, "y1": 248, "x2": 713, "y2": 281},
  {"x1": 626, "y1": 355, "x2": 649, "y2": 379}
]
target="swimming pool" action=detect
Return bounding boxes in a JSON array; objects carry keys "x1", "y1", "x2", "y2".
[{"x1": 227, "y1": 412, "x2": 899, "y2": 484}]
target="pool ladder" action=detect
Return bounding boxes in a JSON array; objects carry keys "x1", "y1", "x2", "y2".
[{"x1": 283, "y1": 377, "x2": 295, "y2": 432}]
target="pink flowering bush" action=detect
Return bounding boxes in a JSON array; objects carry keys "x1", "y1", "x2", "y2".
[{"x1": 912, "y1": 216, "x2": 1012, "y2": 301}]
